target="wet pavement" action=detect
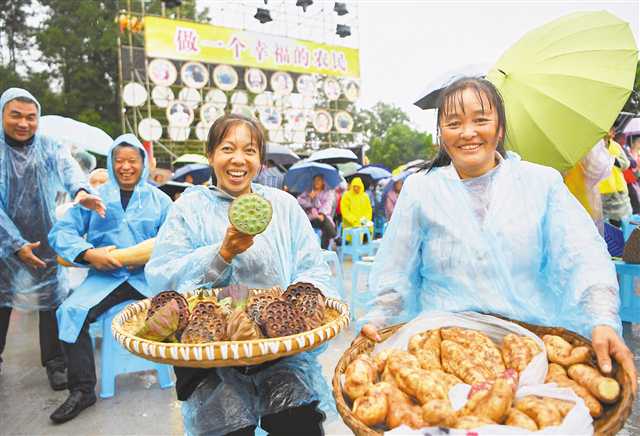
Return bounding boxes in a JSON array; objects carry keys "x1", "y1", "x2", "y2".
[{"x1": 0, "y1": 260, "x2": 638, "y2": 435}]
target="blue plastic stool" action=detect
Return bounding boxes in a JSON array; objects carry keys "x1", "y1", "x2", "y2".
[
  {"x1": 621, "y1": 214, "x2": 640, "y2": 241},
  {"x1": 351, "y1": 260, "x2": 374, "y2": 326},
  {"x1": 340, "y1": 226, "x2": 374, "y2": 263},
  {"x1": 98, "y1": 300, "x2": 174, "y2": 398},
  {"x1": 614, "y1": 260, "x2": 640, "y2": 323},
  {"x1": 321, "y1": 249, "x2": 345, "y2": 299}
]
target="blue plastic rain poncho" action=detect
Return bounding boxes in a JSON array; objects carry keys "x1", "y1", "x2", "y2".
[
  {"x1": 365, "y1": 152, "x2": 621, "y2": 339},
  {"x1": 48, "y1": 134, "x2": 172, "y2": 343},
  {"x1": 145, "y1": 183, "x2": 337, "y2": 435},
  {"x1": 0, "y1": 88, "x2": 90, "y2": 310}
]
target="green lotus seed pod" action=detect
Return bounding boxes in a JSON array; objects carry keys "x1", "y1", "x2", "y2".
[{"x1": 228, "y1": 193, "x2": 273, "y2": 235}]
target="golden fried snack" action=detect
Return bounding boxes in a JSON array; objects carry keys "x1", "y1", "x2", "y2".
[
  {"x1": 343, "y1": 354, "x2": 377, "y2": 401},
  {"x1": 372, "y1": 348, "x2": 397, "y2": 375},
  {"x1": 386, "y1": 403, "x2": 424, "y2": 430},
  {"x1": 352, "y1": 393, "x2": 388, "y2": 427},
  {"x1": 394, "y1": 368, "x2": 459, "y2": 404},
  {"x1": 422, "y1": 399, "x2": 455, "y2": 426},
  {"x1": 543, "y1": 335, "x2": 591, "y2": 367},
  {"x1": 385, "y1": 350, "x2": 421, "y2": 374},
  {"x1": 505, "y1": 408, "x2": 538, "y2": 431},
  {"x1": 514, "y1": 395, "x2": 563, "y2": 429},
  {"x1": 451, "y1": 415, "x2": 495, "y2": 430},
  {"x1": 408, "y1": 329, "x2": 442, "y2": 370},
  {"x1": 567, "y1": 364, "x2": 620, "y2": 404},
  {"x1": 470, "y1": 377, "x2": 514, "y2": 423},
  {"x1": 545, "y1": 363, "x2": 602, "y2": 418},
  {"x1": 502, "y1": 333, "x2": 542, "y2": 372},
  {"x1": 441, "y1": 340, "x2": 493, "y2": 384},
  {"x1": 441, "y1": 327, "x2": 505, "y2": 377}
]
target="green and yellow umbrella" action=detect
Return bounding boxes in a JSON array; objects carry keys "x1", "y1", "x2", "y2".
[{"x1": 486, "y1": 11, "x2": 638, "y2": 172}]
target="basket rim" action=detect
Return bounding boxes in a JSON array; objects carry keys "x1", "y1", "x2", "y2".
[
  {"x1": 331, "y1": 319, "x2": 635, "y2": 436},
  {"x1": 111, "y1": 287, "x2": 351, "y2": 356}
]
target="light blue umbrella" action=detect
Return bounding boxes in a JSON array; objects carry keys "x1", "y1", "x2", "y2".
[
  {"x1": 284, "y1": 160, "x2": 340, "y2": 193},
  {"x1": 307, "y1": 147, "x2": 359, "y2": 164},
  {"x1": 354, "y1": 165, "x2": 392, "y2": 181},
  {"x1": 413, "y1": 63, "x2": 490, "y2": 110}
]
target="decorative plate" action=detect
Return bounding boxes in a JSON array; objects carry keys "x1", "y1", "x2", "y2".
[
  {"x1": 334, "y1": 111, "x2": 354, "y2": 133},
  {"x1": 151, "y1": 85, "x2": 174, "y2": 108},
  {"x1": 213, "y1": 64, "x2": 239, "y2": 91},
  {"x1": 244, "y1": 68, "x2": 268, "y2": 94},
  {"x1": 166, "y1": 101, "x2": 194, "y2": 127},
  {"x1": 296, "y1": 74, "x2": 316, "y2": 96},
  {"x1": 138, "y1": 118, "x2": 163, "y2": 141},
  {"x1": 313, "y1": 110, "x2": 333, "y2": 133},
  {"x1": 200, "y1": 103, "x2": 225, "y2": 125},
  {"x1": 285, "y1": 109, "x2": 308, "y2": 131},
  {"x1": 270, "y1": 71, "x2": 294, "y2": 96},
  {"x1": 231, "y1": 105, "x2": 255, "y2": 118},
  {"x1": 269, "y1": 127, "x2": 285, "y2": 143},
  {"x1": 178, "y1": 87, "x2": 202, "y2": 110},
  {"x1": 148, "y1": 58, "x2": 177, "y2": 87},
  {"x1": 259, "y1": 107, "x2": 282, "y2": 130},
  {"x1": 122, "y1": 82, "x2": 147, "y2": 107},
  {"x1": 195, "y1": 120, "x2": 211, "y2": 141},
  {"x1": 205, "y1": 89, "x2": 228, "y2": 109},
  {"x1": 323, "y1": 77, "x2": 341, "y2": 101},
  {"x1": 230, "y1": 90, "x2": 249, "y2": 106},
  {"x1": 180, "y1": 62, "x2": 209, "y2": 89},
  {"x1": 343, "y1": 80, "x2": 360, "y2": 102},
  {"x1": 253, "y1": 92, "x2": 275, "y2": 109}
]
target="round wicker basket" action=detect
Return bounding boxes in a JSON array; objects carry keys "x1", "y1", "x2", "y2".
[
  {"x1": 332, "y1": 320, "x2": 634, "y2": 436},
  {"x1": 112, "y1": 287, "x2": 350, "y2": 368}
]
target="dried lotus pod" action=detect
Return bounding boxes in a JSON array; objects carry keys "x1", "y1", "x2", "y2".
[
  {"x1": 246, "y1": 290, "x2": 283, "y2": 326},
  {"x1": 282, "y1": 282, "x2": 326, "y2": 329},
  {"x1": 226, "y1": 307, "x2": 262, "y2": 340},
  {"x1": 261, "y1": 300, "x2": 308, "y2": 338},
  {"x1": 228, "y1": 193, "x2": 273, "y2": 236},
  {"x1": 180, "y1": 301, "x2": 227, "y2": 344},
  {"x1": 147, "y1": 291, "x2": 190, "y2": 334}
]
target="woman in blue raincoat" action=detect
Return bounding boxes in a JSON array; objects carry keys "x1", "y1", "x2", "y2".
[
  {"x1": 48, "y1": 134, "x2": 172, "y2": 423},
  {"x1": 146, "y1": 114, "x2": 336, "y2": 436},
  {"x1": 0, "y1": 87, "x2": 103, "y2": 389},
  {"x1": 361, "y1": 77, "x2": 636, "y2": 394}
]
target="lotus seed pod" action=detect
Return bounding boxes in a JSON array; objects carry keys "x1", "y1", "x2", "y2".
[{"x1": 228, "y1": 193, "x2": 273, "y2": 235}]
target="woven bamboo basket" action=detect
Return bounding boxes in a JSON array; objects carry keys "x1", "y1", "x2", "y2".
[
  {"x1": 332, "y1": 319, "x2": 634, "y2": 436},
  {"x1": 112, "y1": 287, "x2": 350, "y2": 368}
]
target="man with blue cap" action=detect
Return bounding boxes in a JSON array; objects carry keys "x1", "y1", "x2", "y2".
[
  {"x1": 0, "y1": 88, "x2": 104, "y2": 390},
  {"x1": 48, "y1": 133, "x2": 172, "y2": 423}
]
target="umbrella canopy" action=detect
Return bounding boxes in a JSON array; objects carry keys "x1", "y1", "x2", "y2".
[
  {"x1": 307, "y1": 147, "x2": 359, "y2": 164},
  {"x1": 173, "y1": 153, "x2": 208, "y2": 166},
  {"x1": 158, "y1": 181, "x2": 191, "y2": 199},
  {"x1": 39, "y1": 115, "x2": 112, "y2": 155},
  {"x1": 266, "y1": 142, "x2": 300, "y2": 166},
  {"x1": 383, "y1": 167, "x2": 421, "y2": 197},
  {"x1": 353, "y1": 165, "x2": 392, "y2": 181},
  {"x1": 486, "y1": 11, "x2": 638, "y2": 172},
  {"x1": 171, "y1": 163, "x2": 211, "y2": 185},
  {"x1": 623, "y1": 118, "x2": 640, "y2": 136},
  {"x1": 414, "y1": 63, "x2": 491, "y2": 110},
  {"x1": 392, "y1": 159, "x2": 426, "y2": 176},
  {"x1": 284, "y1": 160, "x2": 340, "y2": 193},
  {"x1": 336, "y1": 161, "x2": 362, "y2": 177}
]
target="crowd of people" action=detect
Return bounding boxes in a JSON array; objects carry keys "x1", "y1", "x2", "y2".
[{"x1": 0, "y1": 77, "x2": 637, "y2": 436}]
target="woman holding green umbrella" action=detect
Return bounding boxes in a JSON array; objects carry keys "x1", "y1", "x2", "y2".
[{"x1": 361, "y1": 77, "x2": 636, "y2": 395}]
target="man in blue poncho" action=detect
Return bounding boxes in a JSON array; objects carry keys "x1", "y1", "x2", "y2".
[
  {"x1": 48, "y1": 134, "x2": 172, "y2": 423},
  {"x1": 0, "y1": 88, "x2": 104, "y2": 390}
]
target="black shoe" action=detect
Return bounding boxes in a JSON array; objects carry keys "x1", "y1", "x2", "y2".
[
  {"x1": 46, "y1": 365, "x2": 67, "y2": 391},
  {"x1": 50, "y1": 391, "x2": 96, "y2": 424}
]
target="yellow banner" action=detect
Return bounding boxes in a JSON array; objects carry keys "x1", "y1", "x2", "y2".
[{"x1": 144, "y1": 17, "x2": 360, "y2": 78}]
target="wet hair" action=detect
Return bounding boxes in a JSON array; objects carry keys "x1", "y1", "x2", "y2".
[
  {"x1": 419, "y1": 77, "x2": 508, "y2": 173},
  {"x1": 206, "y1": 114, "x2": 266, "y2": 185},
  {"x1": 3, "y1": 96, "x2": 38, "y2": 114},
  {"x1": 112, "y1": 143, "x2": 145, "y2": 161}
]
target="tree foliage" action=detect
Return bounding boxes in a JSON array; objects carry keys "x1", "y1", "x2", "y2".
[
  {"x1": 361, "y1": 103, "x2": 435, "y2": 169},
  {"x1": 0, "y1": 0, "x2": 33, "y2": 71}
]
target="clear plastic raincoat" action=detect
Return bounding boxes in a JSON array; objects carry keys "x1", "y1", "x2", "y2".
[
  {"x1": 365, "y1": 152, "x2": 621, "y2": 339},
  {"x1": 49, "y1": 134, "x2": 172, "y2": 343},
  {"x1": 145, "y1": 183, "x2": 337, "y2": 435},
  {"x1": 0, "y1": 88, "x2": 90, "y2": 310}
]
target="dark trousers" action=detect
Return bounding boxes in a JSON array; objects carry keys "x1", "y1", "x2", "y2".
[
  {"x1": 226, "y1": 401, "x2": 325, "y2": 436},
  {"x1": 62, "y1": 281, "x2": 144, "y2": 393},
  {"x1": 310, "y1": 218, "x2": 336, "y2": 249},
  {"x1": 0, "y1": 307, "x2": 65, "y2": 369},
  {"x1": 628, "y1": 182, "x2": 640, "y2": 214}
]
